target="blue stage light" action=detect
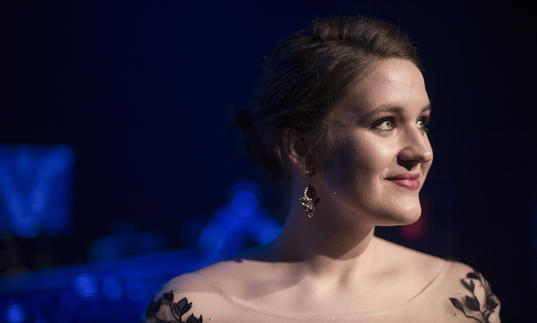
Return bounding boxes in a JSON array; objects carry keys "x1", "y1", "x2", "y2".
[
  {"x1": 197, "y1": 221, "x2": 228, "y2": 252},
  {"x1": 197, "y1": 179, "x2": 282, "y2": 258},
  {"x1": 253, "y1": 215, "x2": 281, "y2": 244},
  {"x1": 59, "y1": 290, "x2": 79, "y2": 312},
  {"x1": 89, "y1": 236, "x2": 122, "y2": 261},
  {"x1": 228, "y1": 179, "x2": 260, "y2": 200},
  {"x1": 0, "y1": 145, "x2": 73, "y2": 238},
  {"x1": 5, "y1": 302, "x2": 25, "y2": 323},
  {"x1": 73, "y1": 273, "x2": 97, "y2": 298},
  {"x1": 102, "y1": 276, "x2": 123, "y2": 301},
  {"x1": 125, "y1": 281, "x2": 146, "y2": 302},
  {"x1": 231, "y1": 190, "x2": 258, "y2": 217}
]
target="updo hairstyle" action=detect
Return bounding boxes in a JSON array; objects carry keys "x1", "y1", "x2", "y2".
[{"x1": 235, "y1": 16, "x2": 421, "y2": 183}]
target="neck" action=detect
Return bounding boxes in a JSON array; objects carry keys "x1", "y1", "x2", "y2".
[{"x1": 264, "y1": 195, "x2": 379, "y2": 285}]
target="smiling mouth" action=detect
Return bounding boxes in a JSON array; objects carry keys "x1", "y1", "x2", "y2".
[
  {"x1": 386, "y1": 178, "x2": 420, "y2": 190},
  {"x1": 385, "y1": 173, "x2": 421, "y2": 191}
]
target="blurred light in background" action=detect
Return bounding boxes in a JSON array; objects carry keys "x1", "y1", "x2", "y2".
[
  {"x1": 59, "y1": 291, "x2": 79, "y2": 313},
  {"x1": 89, "y1": 223, "x2": 165, "y2": 261},
  {"x1": 0, "y1": 178, "x2": 281, "y2": 321},
  {"x1": 102, "y1": 276, "x2": 123, "y2": 301},
  {"x1": 73, "y1": 273, "x2": 98, "y2": 298},
  {"x1": 231, "y1": 190, "x2": 258, "y2": 217},
  {"x1": 0, "y1": 145, "x2": 73, "y2": 238},
  {"x1": 6, "y1": 302, "x2": 25, "y2": 323},
  {"x1": 251, "y1": 210, "x2": 282, "y2": 244},
  {"x1": 125, "y1": 281, "x2": 146, "y2": 302},
  {"x1": 197, "y1": 179, "x2": 281, "y2": 260}
]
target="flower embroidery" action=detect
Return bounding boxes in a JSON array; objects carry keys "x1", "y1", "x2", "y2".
[
  {"x1": 449, "y1": 271, "x2": 500, "y2": 323},
  {"x1": 145, "y1": 290, "x2": 204, "y2": 323}
]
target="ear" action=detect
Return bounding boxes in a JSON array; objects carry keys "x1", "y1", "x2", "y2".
[
  {"x1": 282, "y1": 129, "x2": 308, "y2": 171},
  {"x1": 282, "y1": 129, "x2": 319, "y2": 174}
]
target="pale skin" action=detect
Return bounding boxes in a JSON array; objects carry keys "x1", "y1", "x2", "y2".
[{"x1": 164, "y1": 58, "x2": 447, "y2": 314}]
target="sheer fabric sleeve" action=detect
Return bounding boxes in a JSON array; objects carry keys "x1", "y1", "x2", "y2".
[
  {"x1": 145, "y1": 274, "x2": 210, "y2": 323},
  {"x1": 145, "y1": 290, "x2": 205, "y2": 323},
  {"x1": 446, "y1": 263, "x2": 501, "y2": 323}
]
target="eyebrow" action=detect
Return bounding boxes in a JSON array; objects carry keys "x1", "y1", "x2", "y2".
[{"x1": 358, "y1": 103, "x2": 432, "y2": 121}]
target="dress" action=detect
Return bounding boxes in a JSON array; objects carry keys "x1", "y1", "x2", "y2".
[{"x1": 145, "y1": 260, "x2": 501, "y2": 323}]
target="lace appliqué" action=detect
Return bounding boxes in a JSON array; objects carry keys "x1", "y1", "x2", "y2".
[
  {"x1": 145, "y1": 290, "x2": 204, "y2": 323},
  {"x1": 449, "y1": 271, "x2": 500, "y2": 323}
]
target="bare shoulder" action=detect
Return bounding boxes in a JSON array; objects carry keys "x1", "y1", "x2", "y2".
[
  {"x1": 374, "y1": 236, "x2": 446, "y2": 275},
  {"x1": 161, "y1": 272, "x2": 211, "y2": 292},
  {"x1": 187, "y1": 243, "x2": 283, "y2": 293},
  {"x1": 145, "y1": 257, "x2": 262, "y2": 323},
  {"x1": 444, "y1": 260, "x2": 474, "y2": 279},
  {"x1": 378, "y1": 237, "x2": 503, "y2": 323},
  {"x1": 375, "y1": 238, "x2": 502, "y2": 321},
  {"x1": 158, "y1": 255, "x2": 254, "y2": 292}
]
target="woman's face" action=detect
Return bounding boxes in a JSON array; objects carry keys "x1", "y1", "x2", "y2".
[{"x1": 316, "y1": 58, "x2": 433, "y2": 226}]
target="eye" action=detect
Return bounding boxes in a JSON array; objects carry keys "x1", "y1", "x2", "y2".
[
  {"x1": 372, "y1": 117, "x2": 396, "y2": 133},
  {"x1": 417, "y1": 116, "x2": 430, "y2": 132}
]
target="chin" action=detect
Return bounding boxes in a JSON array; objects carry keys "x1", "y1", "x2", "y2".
[
  {"x1": 399, "y1": 209, "x2": 421, "y2": 225},
  {"x1": 375, "y1": 203, "x2": 422, "y2": 226}
]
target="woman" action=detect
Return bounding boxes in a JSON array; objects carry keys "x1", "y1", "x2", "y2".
[{"x1": 146, "y1": 16, "x2": 501, "y2": 323}]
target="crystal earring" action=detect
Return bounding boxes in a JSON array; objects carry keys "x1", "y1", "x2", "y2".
[{"x1": 299, "y1": 168, "x2": 320, "y2": 218}]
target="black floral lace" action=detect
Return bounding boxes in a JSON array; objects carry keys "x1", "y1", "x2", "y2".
[
  {"x1": 449, "y1": 271, "x2": 500, "y2": 323},
  {"x1": 145, "y1": 290, "x2": 203, "y2": 323}
]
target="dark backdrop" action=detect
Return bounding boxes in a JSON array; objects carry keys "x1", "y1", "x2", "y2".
[{"x1": 3, "y1": 1, "x2": 536, "y2": 321}]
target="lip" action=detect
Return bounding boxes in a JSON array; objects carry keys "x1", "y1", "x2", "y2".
[{"x1": 386, "y1": 173, "x2": 421, "y2": 190}]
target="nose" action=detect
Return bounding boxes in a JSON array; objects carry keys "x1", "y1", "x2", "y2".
[{"x1": 397, "y1": 126, "x2": 433, "y2": 170}]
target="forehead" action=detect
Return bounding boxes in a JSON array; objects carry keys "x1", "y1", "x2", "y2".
[{"x1": 337, "y1": 58, "x2": 430, "y2": 119}]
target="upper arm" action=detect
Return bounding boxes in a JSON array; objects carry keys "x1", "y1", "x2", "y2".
[
  {"x1": 446, "y1": 262, "x2": 502, "y2": 323},
  {"x1": 145, "y1": 274, "x2": 209, "y2": 323}
]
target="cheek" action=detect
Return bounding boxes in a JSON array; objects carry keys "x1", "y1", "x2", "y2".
[{"x1": 320, "y1": 133, "x2": 394, "y2": 193}]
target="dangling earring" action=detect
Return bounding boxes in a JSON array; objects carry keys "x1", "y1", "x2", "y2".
[{"x1": 299, "y1": 168, "x2": 320, "y2": 218}]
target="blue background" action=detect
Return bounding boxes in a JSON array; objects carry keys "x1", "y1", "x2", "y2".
[{"x1": 2, "y1": 0, "x2": 536, "y2": 322}]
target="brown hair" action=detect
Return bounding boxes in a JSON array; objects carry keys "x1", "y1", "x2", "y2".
[{"x1": 235, "y1": 16, "x2": 421, "y2": 182}]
